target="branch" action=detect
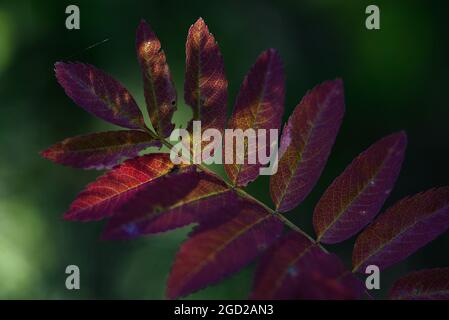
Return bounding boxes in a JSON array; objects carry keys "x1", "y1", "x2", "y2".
[{"x1": 144, "y1": 126, "x2": 328, "y2": 253}]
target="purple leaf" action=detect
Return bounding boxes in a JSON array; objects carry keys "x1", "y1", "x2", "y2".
[
  {"x1": 55, "y1": 62, "x2": 145, "y2": 129},
  {"x1": 166, "y1": 203, "x2": 283, "y2": 299},
  {"x1": 64, "y1": 153, "x2": 175, "y2": 221},
  {"x1": 389, "y1": 268, "x2": 449, "y2": 300},
  {"x1": 225, "y1": 49, "x2": 285, "y2": 186},
  {"x1": 270, "y1": 79, "x2": 345, "y2": 212},
  {"x1": 314, "y1": 132, "x2": 407, "y2": 244},
  {"x1": 251, "y1": 232, "x2": 363, "y2": 300},
  {"x1": 102, "y1": 169, "x2": 240, "y2": 239},
  {"x1": 185, "y1": 18, "x2": 227, "y2": 138},
  {"x1": 353, "y1": 187, "x2": 449, "y2": 272},
  {"x1": 136, "y1": 20, "x2": 177, "y2": 137},
  {"x1": 40, "y1": 130, "x2": 160, "y2": 170}
]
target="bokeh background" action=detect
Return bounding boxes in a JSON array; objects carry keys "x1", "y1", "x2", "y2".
[{"x1": 0, "y1": 0, "x2": 448, "y2": 299}]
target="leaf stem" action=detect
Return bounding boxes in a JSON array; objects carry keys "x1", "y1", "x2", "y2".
[{"x1": 144, "y1": 125, "x2": 327, "y2": 252}]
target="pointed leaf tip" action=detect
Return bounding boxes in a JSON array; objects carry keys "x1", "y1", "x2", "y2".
[
  {"x1": 225, "y1": 49, "x2": 285, "y2": 186},
  {"x1": 55, "y1": 62, "x2": 145, "y2": 129},
  {"x1": 270, "y1": 79, "x2": 345, "y2": 212},
  {"x1": 313, "y1": 131, "x2": 407, "y2": 244},
  {"x1": 40, "y1": 130, "x2": 159, "y2": 170},
  {"x1": 63, "y1": 153, "x2": 174, "y2": 221},
  {"x1": 195, "y1": 17, "x2": 205, "y2": 25}
]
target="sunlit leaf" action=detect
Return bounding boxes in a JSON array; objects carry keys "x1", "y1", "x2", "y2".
[
  {"x1": 314, "y1": 132, "x2": 407, "y2": 244},
  {"x1": 102, "y1": 169, "x2": 240, "y2": 239},
  {"x1": 225, "y1": 49, "x2": 285, "y2": 186},
  {"x1": 352, "y1": 187, "x2": 449, "y2": 272},
  {"x1": 185, "y1": 18, "x2": 227, "y2": 137},
  {"x1": 55, "y1": 62, "x2": 145, "y2": 129},
  {"x1": 136, "y1": 20, "x2": 177, "y2": 137},
  {"x1": 64, "y1": 153, "x2": 174, "y2": 221},
  {"x1": 270, "y1": 79, "x2": 345, "y2": 212},
  {"x1": 251, "y1": 232, "x2": 363, "y2": 299},
  {"x1": 40, "y1": 130, "x2": 159, "y2": 170},
  {"x1": 166, "y1": 203, "x2": 283, "y2": 299},
  {"x1": 389, "y1": 268, "x2": 449, "y2": 300}
]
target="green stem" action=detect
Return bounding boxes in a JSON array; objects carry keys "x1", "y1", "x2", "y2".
[{"x1": 144, "y1": 125, "x2": 327, "y2": 253}]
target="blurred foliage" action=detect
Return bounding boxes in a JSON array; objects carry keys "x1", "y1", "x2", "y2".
[{"x1": 0, "y1": 0, "x2": 448, "y2": 299}]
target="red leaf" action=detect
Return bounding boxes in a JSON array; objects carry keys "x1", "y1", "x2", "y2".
[
  {"x1": 270, "y1": 79, "x2": 345, "y2": 212},
  {"x1": 389, "y1": 268, "x2": 449, "y2": 300},
  {"x1": 225, "y1": 49, "x2": 285, "y2": 186},
  {"x1": 64, "y1": 153, "x2": 174, "y2": 221},
  {"x1": 40, "y1": 130, "x2": 160, "y2": 170},
  {"x1": 166, "y1": 203, "x2": 283, "y2": 299},
  {"x1": 102, "y1": 170, "x2": 239, "y2": 239},
  {"x1": 55, "y1": 62, "x2": 145, "y2": 129},
  {"x1": 185, "y1": 18, "x2": 227, "y2": 136},
  {"x1": 352, "y1": 187, "x2": 449, "y2": 272},
  {"x1": 314, "y1": 132, "x2": 407, "y2": 244},
  {"x1": 136, "y1": 20, "x2": 177, "y2": 137},
  {"x1": 251, "y1": 232, "x2": 363, "y2": 300}
]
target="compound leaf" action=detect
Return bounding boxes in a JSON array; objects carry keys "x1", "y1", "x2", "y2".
[
  {"x1": 40, "y1": 130, "x2": 159, "y2": 170},
  {"x1": 136, "y1": 20, "x2": 177, "y2": 137},
  {"x1": 389, "y1": 268, "x2": 449, "y2": 300},
  {"x1": 270, "y1": 79, "x2": 345, "y2": 212},
  {"x1": 225, "y1": 49, "x2": 285, "y2": 186},
  {"x1": 166, "y1": 203, "x2": 283, "y2": 299},
  {"x1": 314, "y1": 132, "x2": 407, "y2": 244},
  {"x1": 251, "y1": 232, "x2": 363, "y2": 299},
  {"x1": 55, "y1": 62, "x2": 145, "y2": 129},
  {"x1": 352, "y1": 187, "x2": 449, "y2": 272},
  {"x1": 64, "y1": 153, "x2": 174, "y2": 221}
]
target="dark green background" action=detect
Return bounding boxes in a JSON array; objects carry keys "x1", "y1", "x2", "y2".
[{"x1": 0, "y1": 0, "x2": 448, "y2": 299}]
